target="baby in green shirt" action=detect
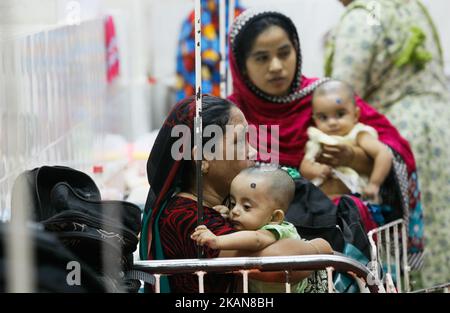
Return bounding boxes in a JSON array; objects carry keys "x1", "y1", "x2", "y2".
[{"x1": 191, "y1": 165, "x2": 326, "y2": 293}]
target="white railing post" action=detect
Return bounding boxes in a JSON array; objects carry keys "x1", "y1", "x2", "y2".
[
  {"x1": 401, "y1": 223, "x2": 410, "y2": 292},
  {"x1": 393, "y1": 224, "x2": 401, "y2": 292},
  {"x1": 385, "y1": 228, "x2": 391, "y2": 282},
  {"x1": 240, "y1": 270, "x2": 249, "y2": 293},
  {"x1": 368, "y1": 219, "x2": 410, "y2": 292},
  {"x1": 226, "y1": 0, "x2": 236, "y2": 96},
  {"x1": 219, "y1": 0, "x2": 226, "y2": 98},
  {"x1": 326, "y1": 267, "x2": 334, "y2": 293},
  {"x1": 134, "y1": 255, "x2": 385, "y2": 293},
  {"x1": 284, "y1": 270, "x2": 291, "y2": 293},
  {"x1": 154, "y1": 274, "x2": 161, "y2": 293},
  {"x1": 197, "y1": 271, "x2": 206, "y2": 293}
]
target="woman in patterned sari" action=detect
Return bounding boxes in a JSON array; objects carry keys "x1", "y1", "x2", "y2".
[
  {"x1": 175, "y1": 0, "x2": 244, "y2": 101},
  {"x1": 228, "y1": 9, "x2": 424, "y2": 286},
  {"x1": 326, "y1": 0, "x2": 449, "y2": 287},
  {"x1": 139, "y1": 95, "x2": 332, "y2": 293}
]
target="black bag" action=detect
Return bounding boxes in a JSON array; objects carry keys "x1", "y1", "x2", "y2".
[
  {"x1": 11, "y1": 166, "x2": 102, "y2": 222},
  {"x1": 285, "y1": 177, "x2": 371, "y2": 259},
  {"x1": 285, "y1": 177, "x2": 372, "y2": 293},
  {"x1": 0, "y1": 221, "x2": 107, "y2": 292},
  {"x1": 11, "y1": 165, "x2": 142, "y2": 291}
]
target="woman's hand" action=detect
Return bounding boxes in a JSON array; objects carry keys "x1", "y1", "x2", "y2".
[
  {"x1": 191, "y1": 225, "x2": 220, "y2": 249},
  {"x1": 212, "y1": 205, "x2": 230, "y2": 219},
  {"x1": 316, "y1": 143, "x2": 373, "y2": 176},
  {"x1": 316, "y1": 143, "x2": 355, "y2": 167}
]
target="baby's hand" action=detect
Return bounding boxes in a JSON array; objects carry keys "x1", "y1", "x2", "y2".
[
  {"x1": 318, "y1": 164, "x2": 332, "y2": 179},
  {"x1": 363, "y1": 183, "x2": 380, "y2": 203},
  {"x1": 212, "y1": 205, "x2": 230, "y2": 219},
  {"x1": 190, "y1": 225, "x2": 220, "y2": 249}
]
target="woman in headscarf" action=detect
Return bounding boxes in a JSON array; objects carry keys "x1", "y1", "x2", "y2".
[
  {"x1": 175, "y1": 0, "x2": 244, "y2": 101},
  {"x1": 326, "y1": 0, "x2": 449, "y2": 287},
  {"x1": 228, "y1": 9, "x2": 423, "y2": 277},
  {"x1": 139, "y1": 95, "x2": 332, "y2": 293}
]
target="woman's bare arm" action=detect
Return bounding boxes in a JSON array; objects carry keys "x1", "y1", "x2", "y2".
[{"x1": 317, "y1": 144, "x2": 373, "y2": 176}]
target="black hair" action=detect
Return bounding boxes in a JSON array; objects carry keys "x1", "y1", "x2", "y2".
[
  {"x1": 200, "y1": 95, "x2": 235, "y2": 146},
  {"x1": 233, "y1": 14, "x2": 299, "y2": 74},
  {"x1": 181, "y1": 95, "x2": 236, "y2": 190},
  {"x1": 174, "y1": 94, "x2": 234, "y2": 147}
]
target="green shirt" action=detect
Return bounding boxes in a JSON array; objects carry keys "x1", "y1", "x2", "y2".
[
  {"x1": 249, "y1": 221, "x2": 307, "y2": 293},
  {"x1": 260, "y1": 221, "x2": 301, "y2": 240}
]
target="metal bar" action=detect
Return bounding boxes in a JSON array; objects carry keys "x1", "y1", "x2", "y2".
[
  {"x1": 401, "y1": 222, "x2": 410, "y2": 292},
  {"x1": 348, "y1": 271, "x2": 371, "y2": 293},
  {"x1": 219, "y1": 0, "x2": 226, "y2": 98},
  {"x1": 194, "y1": 0, "x2": 202, "y2": 105},
  {"x1": 410, "y1": 282, "x2": 450, "y2": 293},
  {"x1": 228, "y1": 0, "x2": 236, "y2": 28},
  {"x1": 368, "y1": 219, "x2": 409, "y2": 292},
  {"x1": 371, "y1": 218, "x2": 404, "y2": 232},
  {"x1": 393, "y1": 224, "x2": 401, "y2": 292},
  {"x1": 194, "y1": 0, "x2": 204, "y2": 259},
  {"x1": 134, "y1": 254, "x2": 383, "y2": 293},
  {"x1": 226, "y1": 0, "x2": 236, "y2": 96},
  {"x1": 4, "y1": 27, "x2": 36, "y2": 293},
  {"x1": 385, "y1": 228, "x2": 391, "y2": 279},
  {"x1": 154, "y1": 274, "x2": 161, "y2": 293},
  {"x1": 377, "y1": 231, "x2": 383, "y2": 278},
  {"x1": 367, "y1": 229, "x2": 380, "y2": 281},
  {"x1": 240, "y1": 270, "x2": 249, "y2": 293},
  {"x1": 385, "y1": 273, "x2": 397, "y2": 293},
  {"x1": 326, "y1": 267, "x2": 334, "y2": 293},
  {"x1": 284, "y1": 270, "x2": 291, "y2": 293},
  {"x1": 197, "y1": 271, "x2": 206, "y2": 293}
]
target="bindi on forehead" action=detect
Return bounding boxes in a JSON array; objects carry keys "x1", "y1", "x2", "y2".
[
  {"x1": 336, "y1": 98, "x2": 342, "y2": 105},
  {"x1": 250, "y1": 183, "x2": 256, "y2": 189}
]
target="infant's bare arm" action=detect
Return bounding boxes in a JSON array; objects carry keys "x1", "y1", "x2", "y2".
[
  {"x1": 191, "y1": 225, "x2": 277, "y2": 251},
  {"x1": 357, "y1": 132, "x2": 393, "y2": 199},
  {"x1": 300, "y1": 158, "x2": 332, "y2": 181}
]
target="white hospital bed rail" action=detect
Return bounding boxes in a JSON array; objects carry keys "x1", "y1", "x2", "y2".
[
  {"x1": 367, "y1": 218, "x2": 410, "y2": 292},
  {"x1": 132, "y1": 254, "x2": 384, "y2": 293}
]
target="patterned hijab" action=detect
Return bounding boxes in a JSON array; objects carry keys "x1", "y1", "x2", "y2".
[
  {"x1": 140, "y1": 98, "x2": 196, "y2": 260},
  {"x1": 140, "y1": 95, "x2": 235, "y2": 260}
]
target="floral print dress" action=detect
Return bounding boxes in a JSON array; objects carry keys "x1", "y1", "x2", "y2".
[
  {"x1": 175, "y1": 0, "x2": 244, "y2": 101},
  {"x1": 325, "y1": 0, "x2": 450, "y2": 288}
]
